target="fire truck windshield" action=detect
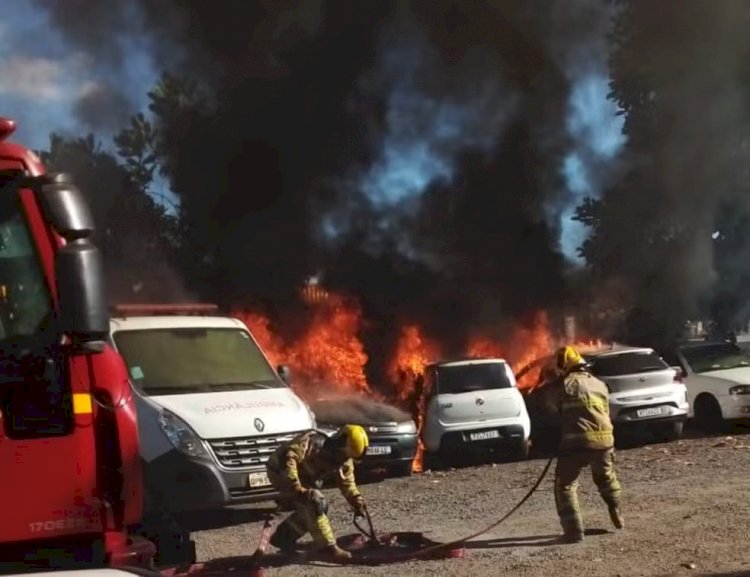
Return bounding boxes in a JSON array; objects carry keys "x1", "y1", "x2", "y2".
[
  {"x1": 112, "y1": 327, "x2": 285, "y2": 396},
  {"x1": 0, "y1": 193, "x2": 52, "y2": 343}
]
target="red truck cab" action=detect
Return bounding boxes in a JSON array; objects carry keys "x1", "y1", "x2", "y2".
[{"x1": 0, "y1": 117, "x2": 154, "y2": 571}]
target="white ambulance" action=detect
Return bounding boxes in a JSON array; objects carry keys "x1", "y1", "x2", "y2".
[{"x1": 107, "y1": 304, "x2": 316, "y2": 515}]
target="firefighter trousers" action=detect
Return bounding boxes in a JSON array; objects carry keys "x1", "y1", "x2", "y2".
[
  {"x1": 554, "y1": 448, "x2": 621, "y2": 536},
  {"x1": 268, "y1": 471, "x2": 336, "y2": 549}
]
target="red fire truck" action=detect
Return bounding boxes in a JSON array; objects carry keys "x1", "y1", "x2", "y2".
[{"x1": 0, "y1": 116, "x2": 155, "y2": 571}]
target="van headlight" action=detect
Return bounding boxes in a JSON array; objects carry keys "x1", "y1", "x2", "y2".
[
  {"x1": 158, "y1": 410, "x2": 210, "y2": 459},
  {"x1": 397, "y1": 421, "x2": 417, "y2": 434}
]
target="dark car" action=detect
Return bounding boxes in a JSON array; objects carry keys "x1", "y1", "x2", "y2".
[{"x1": 309, "y1": 396, "x2": 418, "y2": 477}]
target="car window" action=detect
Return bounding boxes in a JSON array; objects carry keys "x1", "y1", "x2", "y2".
[
  {"x1": 436, "y1": 363, "x2": 513, "y2": 394},
  {"x1": 679, "y1": 343, "x2": 750, "y2": 373},
  {"x1": 658, "y1": 349, "x2": 682, "y2": 368},
  {"x1": 586, "y1": 351, "x2": 668, "y2": 377}
]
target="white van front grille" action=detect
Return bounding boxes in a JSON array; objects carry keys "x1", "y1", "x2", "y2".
[{"x1": 208, "y1": 431, "x2": 305, "y2": 469}]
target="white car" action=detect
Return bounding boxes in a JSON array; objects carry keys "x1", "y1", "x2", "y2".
[
  {"x1": 421, "y1": 358, "x2": 531, "y2": 461},
  {"x1": 664, "y1": 340, "x2": 750, "y2": 431},
  {"x1": 584, "y1": 346, "x2": 689, "y2": 441},
  {"x1": 108, "y1": 305, "x2": 316, "y2": 513}
]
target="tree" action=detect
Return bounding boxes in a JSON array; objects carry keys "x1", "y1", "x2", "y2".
[
  {"x1": 114, "y1": 113, "x2": 158, "y2": 195},
  {"x1": 40, "y1": 132, "x2": 182, "y2": 303},
  {"x1": 575, "y1": 0, "x2": 750, "y2": 346}
]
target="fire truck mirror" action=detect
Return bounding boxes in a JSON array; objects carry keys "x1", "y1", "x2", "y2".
[
  {"x1": 56, "y1": 239, "x2": 108, "y2": 344},
  {"x1": 35, "y1": 173, "x2": 95, "y2": 241}
]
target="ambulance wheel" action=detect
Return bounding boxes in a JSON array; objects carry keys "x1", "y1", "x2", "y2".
[{"x1": 141, "y1": 487, "x2": 196, "y2": 567}]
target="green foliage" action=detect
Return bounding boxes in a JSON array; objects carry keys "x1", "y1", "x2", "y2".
[
  {"x1": 40, "y1": 131, "x2": 180, "y2": 303},
  {"x1": 114, "y1": 113, "x2": 158, "y2": 194}
]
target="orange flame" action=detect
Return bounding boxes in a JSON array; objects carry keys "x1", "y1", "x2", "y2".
[
  {"x1": 388, "y1": 325, "x2": 441, "y2": 401},
  {"x1": 238, "y1": 301, "x2": 605, "y2": 476},
  {"x1": 465, "y1": 311, "x2": 604, "y2": 392},
  {"x1": 238, "y1": 311, "x2": 286, "y2": 367},
  {"x1": 232, "y1": 295, "x2": 373, "y2": 402},
  {"x1": 287, "y1": 298, "x2": 373, "y2": 400},
  {"x1": 465, "y1": 311, "x2": 555, "y2": 390},
  {"x1": 387, "y1": 325, "x2": 441, "y2": 473}
]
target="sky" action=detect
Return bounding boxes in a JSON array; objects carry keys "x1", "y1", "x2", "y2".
[
  {"x1": 0, "y1": 1, "x2": 624, "y2": 263},
  {"x1": 0, "y1": 0, "x2": 159, "y2": 152}
]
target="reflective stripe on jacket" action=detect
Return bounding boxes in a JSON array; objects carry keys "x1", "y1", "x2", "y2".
[{"x1": 555, "y1": 369, "x2": 615, "y2": 451}]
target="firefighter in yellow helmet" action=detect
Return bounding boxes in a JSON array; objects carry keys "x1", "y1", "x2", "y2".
[
  {"x1": 545, "y1": 346, "x2": 624, "y2": 543},
  {"x1": 266, "y1": 424, "x2": 369, "y2": 561}
]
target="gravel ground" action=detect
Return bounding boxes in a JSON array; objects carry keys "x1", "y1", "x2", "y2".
[{"x1": 189, "y1": 428, "x2": 750, "y2": 577}]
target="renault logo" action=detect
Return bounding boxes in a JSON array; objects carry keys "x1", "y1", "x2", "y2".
[
  {"x1": 254, "y1": 418, "x2": 265, "y2": 432},
  {"x1": 368, "y1": 426, "x2": 379, "y2": 433},
  {"x1": 476, "y1": 397, "x2": 484, "y2": 406}
]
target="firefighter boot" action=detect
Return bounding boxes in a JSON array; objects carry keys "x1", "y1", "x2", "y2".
[
  {"x1": 319, "y1": 544, "x2": 352, "y2": 562},
  {"x1": 560, "y1": 530, "x2": 584, "y2": 544},
  {"x1": 608, "y1": 506, "x2": 624, "y2": 530}
]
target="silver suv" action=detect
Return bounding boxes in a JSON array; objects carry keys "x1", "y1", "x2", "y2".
[{"x1": 584, "y1": 346, "x2": 689, "y2": 441}]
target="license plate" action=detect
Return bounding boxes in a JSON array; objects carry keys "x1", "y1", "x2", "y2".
[
  {"x1": 469, "y1": 430, "x2": 500, "y2": 441},
  {"x1": 248, "y1": 472, "x2": 271, "y2": 488},
  {"x1": 636, "y1": 407, "x2": 662, "y2": 418},
  {"x1": 366, "y1": 445, "x2": 392, "y2": 455}
]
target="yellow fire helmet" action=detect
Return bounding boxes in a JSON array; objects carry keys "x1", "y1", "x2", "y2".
[
  {"x1": 556, "y1": 345, "x2": 585, "y2": 372},
  {"x1": 337, "y1": 424, "x2": 369, "y2": 460}
]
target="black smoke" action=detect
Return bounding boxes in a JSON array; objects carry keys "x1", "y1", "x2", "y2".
[
  {"x1": 35, "y1": 1, "x2": 619, "y2": 371},
  {"x1": 585, "y1": 0, "x2": 750, "y2": 345}
]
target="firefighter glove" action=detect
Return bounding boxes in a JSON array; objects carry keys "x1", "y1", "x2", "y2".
[{"x1": 308, "y1": 489, "x2": 329, "y2": 516}]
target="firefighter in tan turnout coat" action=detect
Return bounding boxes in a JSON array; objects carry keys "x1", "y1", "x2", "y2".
[
  {"x1": 545, "y1": 346, "x2": 625, "y2": 543},
  {"x1": 266, "y1": 425, "x2": 369, "y2": 561}
]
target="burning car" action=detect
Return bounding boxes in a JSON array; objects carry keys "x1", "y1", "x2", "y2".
[{"x1": 309, "y1": 396, "x2": 418, "y2": 477}]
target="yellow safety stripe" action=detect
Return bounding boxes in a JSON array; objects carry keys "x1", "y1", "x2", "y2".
[
  {"x1": 314, "y1": 514, "x2": 335, "y2": 544},
  {"x1": 562, "y1": 429, "x2": 614, "y2": 442},
  {"x1": 561, "y1": 397, "x2": 609, "y2": 413},
  {"x1": 72, "y1": 393, "x2": 93, "y2": 415}
]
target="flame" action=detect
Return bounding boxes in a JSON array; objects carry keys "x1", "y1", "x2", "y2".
[
  {"x1": 286, "y1": 297, "x2": 373, "y2": 400},
  {"x1": 237, "y1": 300, "x2": 605, "y2": 476},
  {"x1": 232, "y1": 294, "x2": 373, "y2": 402},
  {"x1": 465, "y1": 311, "x2": 555, "y2": 390},
  {"x1": 236, "y1": 311, "x2": 286, "y2": 367},
  {"x1": 388, "y1": 325, "x2": 441, "y2": 401},
  {"x1": 387, "y1": 325, "x2": 441, "y2": 473}
]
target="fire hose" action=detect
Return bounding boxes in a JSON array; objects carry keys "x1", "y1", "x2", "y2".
[
  {"x1": 351, "y1": 456, "x2": 555, "y2": 564},
  {"x1": 162, "y1": 456, "x2": 555, "y2": 576}
]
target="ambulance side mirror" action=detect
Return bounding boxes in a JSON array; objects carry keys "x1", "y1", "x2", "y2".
[{"x1": 278, "y1": 364, "x2": 292, "y2": 385}]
